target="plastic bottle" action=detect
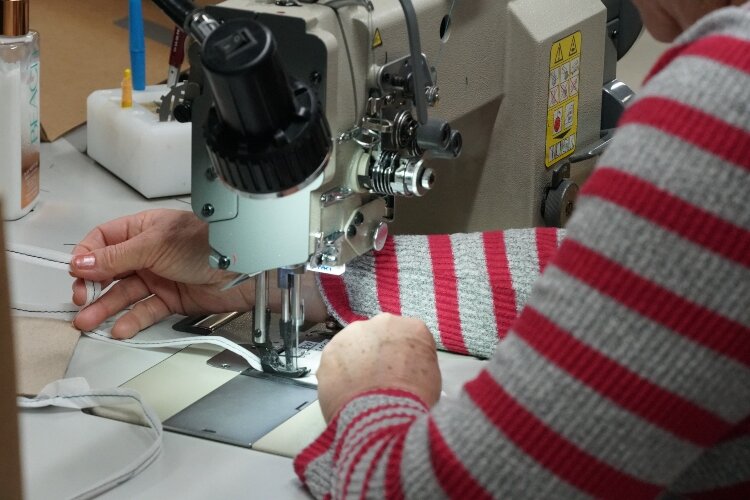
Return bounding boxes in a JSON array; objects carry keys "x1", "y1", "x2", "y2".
[{"x1": 0, "y1": 0, "x2": 40, "y2": 220}]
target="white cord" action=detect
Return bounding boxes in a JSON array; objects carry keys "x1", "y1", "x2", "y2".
[
  {"x1": 5, "y1": 244, "x2": 263, "y2": 371},
  {"x1": 17, "y1": 378, "x2": 162, "y2": 500},
  {"x1": 5, "y1": 244, "x2": 270, "y2": 497}
]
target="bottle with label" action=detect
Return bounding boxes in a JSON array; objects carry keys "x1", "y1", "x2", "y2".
[{"x1": 0, "y1": 0, "x2": 40, "y2": 220}]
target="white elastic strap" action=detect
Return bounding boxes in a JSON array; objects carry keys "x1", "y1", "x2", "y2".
[
  {"x1": 7, "y1": 243, "x2": 101, "y2": 308},
  {"x1": 5, "y1": 245, "x2": 263, "y2": 371},
  {"x1": 10, "y1": 301, "x2": 80, "y2": 320},
  {"x1": 82, "y1": 328, "x2": 263, "y2": 371},
  {"x1": 6, "y1": 243, "x2": 72, "y2": 272},
  {"x1": 84, "y1": 280, "x2": 103, "y2": 307},
  {"x1": 17, "y1": 378, "x2": 162, "y2": 500}
]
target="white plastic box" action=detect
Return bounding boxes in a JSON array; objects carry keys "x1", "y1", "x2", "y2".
[{"x1": 87, "y1": 85, "x2": 191, "y2": 198}]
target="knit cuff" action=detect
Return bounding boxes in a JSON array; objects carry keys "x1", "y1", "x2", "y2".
[{"x1": 317, "y1": 228, "x2": 565, "y2": 358}]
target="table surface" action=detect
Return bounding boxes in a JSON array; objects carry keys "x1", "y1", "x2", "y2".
[{"x1": 9, "y1": 138, "x2": 486, "y2": 499}]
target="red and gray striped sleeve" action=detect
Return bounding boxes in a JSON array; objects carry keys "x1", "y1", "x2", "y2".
[
  {"x1": 297, "y1": 6, "x2": 750, "y2": 498},
  {"x1": 317, "y1": 227, "x2": 564, "y2": 358}
]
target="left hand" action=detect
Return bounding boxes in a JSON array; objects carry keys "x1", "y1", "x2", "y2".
[
  {"x1": 69, "y1": 209, "x2": 254, "y2": 338},
  {"x1": 317, "y1": 313, "x2": 442, "y2": 422}
]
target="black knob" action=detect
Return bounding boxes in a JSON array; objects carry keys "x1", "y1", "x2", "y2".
[
  {"x1": 543, "y1": 179, "x2": 579, "y2": 227},
  {"x1": 202, "y1": 20, "x2": 297, "y2": 141},
  {"x1": 173, "y1": 101, "x2": 192, "y2": 123},
  {"x1": 200, "y1": 18, "x2": 331, "y2": 196}
]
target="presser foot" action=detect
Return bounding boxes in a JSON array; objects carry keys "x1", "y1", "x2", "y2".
[{"x1": 257, "y1": 343, "x2": 311, "y2": 378}]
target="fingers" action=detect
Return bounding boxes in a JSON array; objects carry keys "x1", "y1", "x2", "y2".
[
  {"x1": 70, "y1": 212, "x2": 151, "y2": 281},
  {"x1": 72, "y1": 278, "x2": 114, "y2": 306},
  {"x1": 71, "y1": 213, "x2": 144, "y2": 257},
  {"x1": 73, "y1": 275, "x2": 151, "y2": 333},
  {"x1": 72, "y1": 278, "x2": 87, "y2": 306},
  {"x1": 111, "y1": 295, "x2": 172, "y2": 339},
  {"x1": 70, "y1": 234, "x2": 153, "y2": 282},
  {"x1": 317, "y1": 312, "x2": 442, "y2": 422},
  {"x1": 73, "y1": 276, "x2": 172, "y2": 339}
]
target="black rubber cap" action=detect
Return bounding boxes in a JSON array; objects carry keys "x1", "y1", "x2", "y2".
[
  {"x1": 200, "y1": 18, "x2": 331, "y2": 196},
  {"x1": 204, "y1": 83, "x2": 331, "y2": 196}
]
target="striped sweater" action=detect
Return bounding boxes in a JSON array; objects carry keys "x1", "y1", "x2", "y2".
[{"x1": 295, "y1": 6, "x2": 750, "y2": 498}]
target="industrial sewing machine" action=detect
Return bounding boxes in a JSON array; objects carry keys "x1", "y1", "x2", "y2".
[{"x1": 145, "y1": 0, "x2": 639, "y2": 449}]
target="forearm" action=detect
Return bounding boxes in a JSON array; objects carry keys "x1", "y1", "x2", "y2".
[{"x1": 318, "y1": 228, "x2": 564, "y2": 358}]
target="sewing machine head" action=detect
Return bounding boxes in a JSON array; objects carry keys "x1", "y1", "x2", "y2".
[
  {"x1": 152, "y1": 0, "x2": 640, "y2": 375},
  {"x1": 156, "y1": 0, "x2": 639, "y2": 277},
  {"x1": 170, "y1": 1, "x2": 463, "y2": 281}
]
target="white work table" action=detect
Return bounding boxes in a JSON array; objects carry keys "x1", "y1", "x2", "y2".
[{"x1": 9, "y1": 136, "x2": 485, "y2": 499}]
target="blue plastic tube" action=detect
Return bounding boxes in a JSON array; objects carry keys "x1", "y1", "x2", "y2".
[{"x1": 129, "y1": 0, "x2": 146, "y2": 90}]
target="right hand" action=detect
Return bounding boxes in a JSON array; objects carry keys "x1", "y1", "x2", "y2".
[
  {"x1": 316, "y1": 313, "x2": 442, "y2": 422},
  {"x1": 70, "y1": 209, "x2": 254, "y2": 338}
]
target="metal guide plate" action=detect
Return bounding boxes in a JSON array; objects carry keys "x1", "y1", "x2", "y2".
[{"x1": 164, "y1": 371, "x2": 317, "y2": 448}]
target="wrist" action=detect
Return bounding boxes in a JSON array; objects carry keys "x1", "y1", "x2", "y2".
[{"x1": 322, "y1": 386, "x2": 430, "y2": 423}]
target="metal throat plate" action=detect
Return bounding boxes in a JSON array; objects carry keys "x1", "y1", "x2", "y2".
[
  {"x1": 165, "y1": 312, "x2": 334, "y2": 450},
  {"x1": 164, "y1": 370, "x2": 317, "y2": 449}
]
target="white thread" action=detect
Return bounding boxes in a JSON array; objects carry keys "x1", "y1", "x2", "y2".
[
  {"x1": 17, "y1": 378, "x2": 162, "y2": 500},
  {"x1": 84, "y1": 280, "x2": 102, "y2": 307}
]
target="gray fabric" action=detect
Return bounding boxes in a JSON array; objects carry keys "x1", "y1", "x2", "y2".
[
  {"x1": 600, "y1": 124, "x2": 750, "y2": 231},
  {"x1": 647, "y1": 55, "x2": 750, "y2": 133},
  {"x1": 451, "y1": 233, "x2": 499, "y2": 347},
  {"x1": 430, "y1": 393, "x2": 585, "y2": 498},
  {"x1": 535, "y1": 266, "x2": 750, "y2": 422},
  {"x1": 489, "y1": 337, "x2": 702, "y2": 483},
  {"x1": 326, "y1": 229, "x2": 559, "y2": 358},
  {"x1": 338, "y1": 251, "x2": 379, "y2": 318},
  {"x1": 400, "y1": 417, "x2": 449, "y2": 500},
  {"x1": 304, "y1": 5, "x2": 750, "y2": 498},
  {"x1": 396, "y1": 235, "x2": 444, "y2": 351},
  {"x1": 569, "y1": 198, "x2": 750, "y2": 327},
  {"x1": 504, "y1": 229, "x2": 542, "y2": 314}
]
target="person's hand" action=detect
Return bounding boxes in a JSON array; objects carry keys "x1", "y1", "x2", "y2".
[
  {"x1": 316, "y1": 313, "x2": 442, "y2": 422},
  {"x1": 70, "y1": 209, "x2": 256, "y2": 338}
]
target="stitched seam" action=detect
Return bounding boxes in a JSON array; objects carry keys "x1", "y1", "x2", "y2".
[
  {"x1": 11, "y1": 307, "x2": 78, "y2": 314},
  {"x1": 8, "y1": 249, "x2": 69, "y2": 266}
]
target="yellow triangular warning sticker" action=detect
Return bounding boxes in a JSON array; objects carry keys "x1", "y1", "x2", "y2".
[
  {"x1": 569, "y1": 37, "x2": 577, "y2": 56},
  {"x1": 372, "y1": 28, "x2": 383, "y2": 48},
  {"x1": 554, "y1": 44, "x2": 563, "y2": 64}
]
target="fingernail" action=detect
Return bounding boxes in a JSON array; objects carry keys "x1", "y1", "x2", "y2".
[{"x1": 74, "y1": 254, "x2": 96, "y2": 269}]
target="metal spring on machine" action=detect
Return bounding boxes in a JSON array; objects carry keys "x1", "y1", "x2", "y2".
[{"x1": 369, "y1": 151, "x2": 400, "y2": 195}]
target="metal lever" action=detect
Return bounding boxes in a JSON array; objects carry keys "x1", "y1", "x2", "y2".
[
  {"x1": 398, "y1": 0, "x2": 428, "y2": 124},
  {"x1": 568, "y1": 128, "x2": 615, "y2": 164}
]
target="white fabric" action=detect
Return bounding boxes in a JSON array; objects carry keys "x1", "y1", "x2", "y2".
[{"x1": 17, "y1": 377, "x2": 162, "y2": 500}]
